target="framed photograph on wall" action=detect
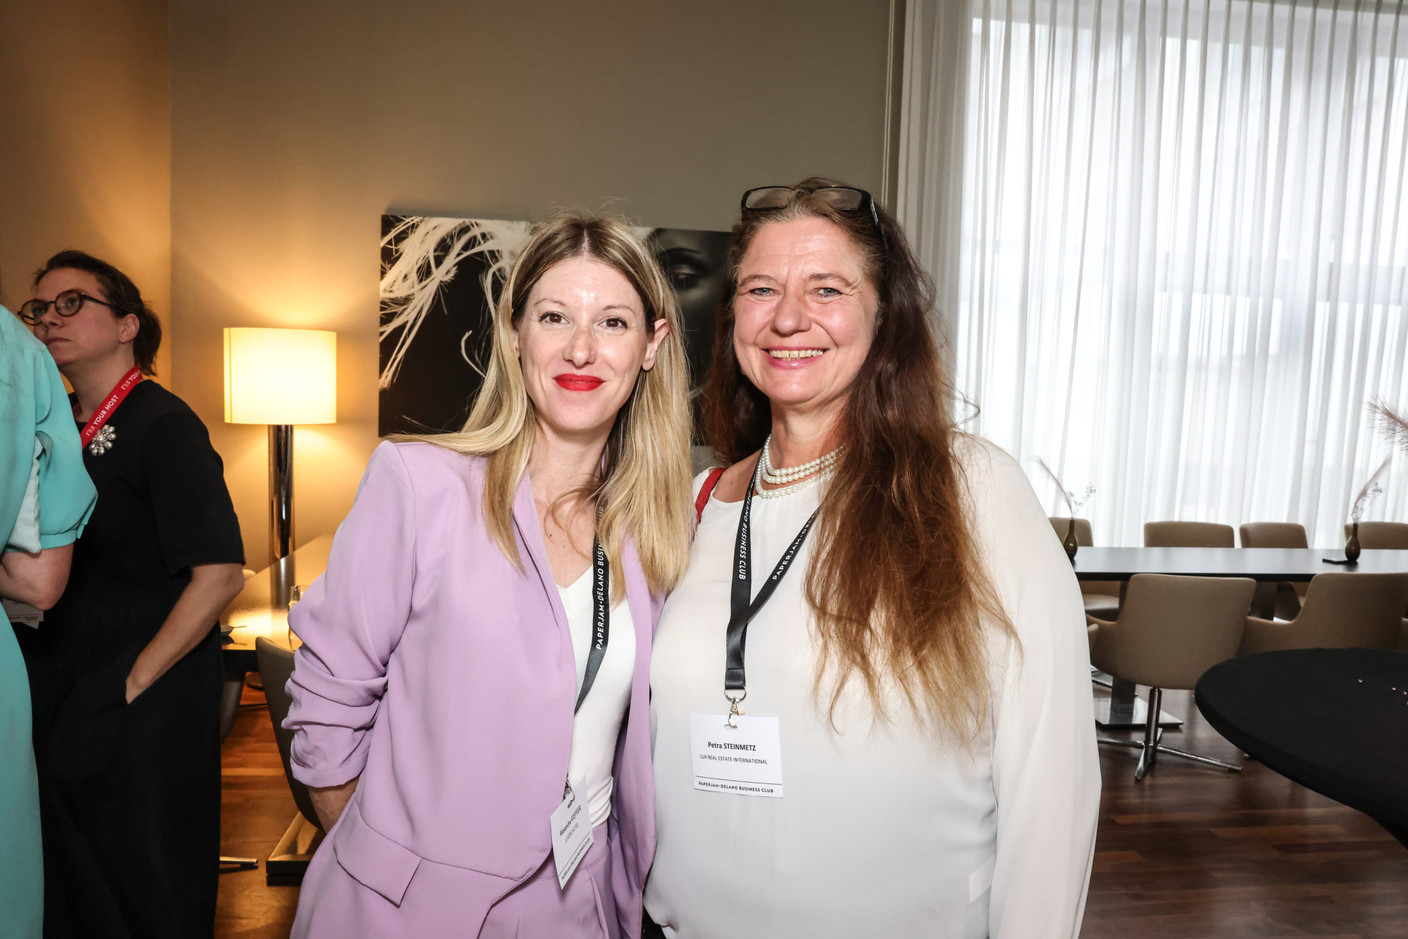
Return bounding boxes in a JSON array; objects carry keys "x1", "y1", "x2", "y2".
[{"x1": 378, "y1": 214, "x2": 729, "y2": 438}]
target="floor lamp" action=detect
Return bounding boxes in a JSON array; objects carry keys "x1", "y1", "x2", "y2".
[
  {"x1": 218, "y1": 327, "x2": 334, "y2": 872},
  {"x1": 223, "y1": 327, "x2": 337, "y2": 569}
]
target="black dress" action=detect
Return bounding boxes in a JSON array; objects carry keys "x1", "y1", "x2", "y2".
[{"x1": 15, "y1": 381, "x2": 243, "y2": 939}]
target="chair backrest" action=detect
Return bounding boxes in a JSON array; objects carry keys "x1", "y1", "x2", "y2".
[
  {"x1": 1239, "y1": 523, "x2": 1312, "y2": 614},
  {"x1": 1144, "y1": 520, "x2": 1236, "y2": 547},
  {"x1": 255, "y1": 637, "x2": 323, "y2": 832},
  {"x1": 1239, "y1": 522, "x2": 1308, "y2": 549},
  {"x1": 1053, "y1": 516, "x2": 1121, "y2": 599},
  {"x1": 1049, "y1": 516, "x2": 1093, "y2": 546},
  {"x1": 1091, "y1": 573, "x2": 1255, "y2": 689},
  {"x1": 1285, "y1": 572, "x2": 1408, "y2": 650},
  {"x1": 1346, "y1": 521, "x2": 1408, "y2": 549}
]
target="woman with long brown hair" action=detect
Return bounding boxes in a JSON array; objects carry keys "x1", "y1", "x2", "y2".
[{"x1": 645, "y1": 180, "x2": 1099, "y2": 938}]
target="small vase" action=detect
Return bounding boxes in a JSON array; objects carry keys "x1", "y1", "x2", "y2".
[
  {"x1": 1345, "y1": 522, "x2": 1361, "y2": 563},
  {"x1": 1063, "y1": 518, "x2": 1079, "y2": 561}
]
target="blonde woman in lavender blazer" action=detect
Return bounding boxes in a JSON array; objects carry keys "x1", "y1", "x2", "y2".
[{"x1": 284, "y1": 214, "x2": 692, "y2": 939}]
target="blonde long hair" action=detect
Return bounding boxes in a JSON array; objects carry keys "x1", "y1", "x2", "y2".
[
  {"x1": 705, "y1": 181, "x2": 1013, "y2": 738},
  {"x1": 404, "y1": 213, "x2": 693, "y2": 595}
]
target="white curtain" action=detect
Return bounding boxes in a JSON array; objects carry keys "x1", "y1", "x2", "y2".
[{"x1": 899, "y1": 0, "x2": 1408, "y2": 547}]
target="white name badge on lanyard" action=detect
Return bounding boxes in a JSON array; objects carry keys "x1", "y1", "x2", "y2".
[
  {"x1": 549, "y1": 783, "x2": 594, "y2": 889},
  {"x1": 688, "y1": 712, "x2": 784, "y2": 798}
]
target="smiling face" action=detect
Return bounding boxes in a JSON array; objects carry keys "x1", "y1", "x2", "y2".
[
  {"x1": 30, "y1": 267, "x2": 137, "y2": 377},
  {"x1": 514, "y1": 256, "x2": 668, "y2": 452},
  {"x1": 732, "y1": 217, "x2": 878, "y2": 430}
]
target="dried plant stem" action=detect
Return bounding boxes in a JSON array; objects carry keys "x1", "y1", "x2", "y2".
[{"x1": 1370, "y1": 397, "x2": 1408, "y2": 453}]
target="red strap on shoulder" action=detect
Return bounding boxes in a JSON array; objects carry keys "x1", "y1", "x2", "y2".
[{"x1": 695, "y1": 467, "x2": 726, "y2": 523}]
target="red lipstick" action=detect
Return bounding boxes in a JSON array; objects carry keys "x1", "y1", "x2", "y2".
[{"x1": 554, "y1": 374, "x2": 604, "y2": 391}]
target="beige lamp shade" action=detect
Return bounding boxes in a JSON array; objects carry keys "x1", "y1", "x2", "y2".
[{"x1": 224, "y1": 328, "x2": 337, "y2": 425}]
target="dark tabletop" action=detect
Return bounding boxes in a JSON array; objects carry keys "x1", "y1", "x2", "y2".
[
  {"x1": 1072, "y1": 547, "x2": 1408, "y2": 581},
  {"x1": 220, "y1": 536, "x2": 329, "y2": 672},
  {"x1": 1195, "y1": 648, "x2": 1408, "y2": 844}
]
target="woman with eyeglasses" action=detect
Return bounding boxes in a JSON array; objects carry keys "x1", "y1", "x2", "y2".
[
  {"x1": 1, "y1": 303, "x2": 96, "y2": 939},
  {"x1": 644, "y1": 179, "x2": 1099, "y2": 938},
  {"x1": 15, "y1": 251, "x2": 245, "y2": 938},
  {"x1": 284, "y1": 215, "x2": 692, "y2": 938}
]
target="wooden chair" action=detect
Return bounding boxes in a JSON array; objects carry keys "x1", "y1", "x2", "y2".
[
  {"x1": 1239, "y1": 522, "x2": 1309, "y2": 620},
  {"x1": 1239, "y1": 573, "x2": 1408, "y2": 655},
  {"x1": 1144, "y1": 520, "x2": 1235, "y2": 547},
  {"x1": 255, "y1": 637, "x2": 325, "y2": 884},
  {"x1": 1050, "y1": 516, "x2": 1119, "y2": 619},
  {"x1": 1090, "y1": 573, "x2": 1255, "y2": 780}
]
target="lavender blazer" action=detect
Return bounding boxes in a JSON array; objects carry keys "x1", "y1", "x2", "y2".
[{"x1": 285, "y1": 441, "x2": 660, "y2": 937}]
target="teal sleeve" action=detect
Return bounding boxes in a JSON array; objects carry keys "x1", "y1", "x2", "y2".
[{"x1": 20, "y1": 316, "x2": 97, "y2": 549}]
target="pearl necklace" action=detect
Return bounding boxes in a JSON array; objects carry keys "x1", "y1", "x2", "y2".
[{"x1": 755, "y1": 435, "x2": 841, "y2": 499}]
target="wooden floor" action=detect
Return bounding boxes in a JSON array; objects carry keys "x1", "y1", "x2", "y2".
[{"x1": 217, "y1": 683, "x2": 1408, "y2": 938}]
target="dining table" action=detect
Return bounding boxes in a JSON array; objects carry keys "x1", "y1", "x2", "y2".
[
  {"x1": 221, "y1": 535, "x2": 331, "y2": 673},
  {"x1": 1196, "y1": 648, "x2": 1408, "y2": 847},
  {"x1": 1072, "y1": 546, "x2": 1408, "y2": 728},
  {"x1": 1073, "y1": 546, "x2": 1408, "y2": 581}
]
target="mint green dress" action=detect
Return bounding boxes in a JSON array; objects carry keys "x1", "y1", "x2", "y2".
[{"x1": 1, "y1": 307, "x2": 96, "y2": 938}]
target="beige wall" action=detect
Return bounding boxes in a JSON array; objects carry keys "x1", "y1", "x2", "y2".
[
  {"x1": 165, "y1": 0, "x2": 891, "y2": 568},
  {"x1": 0, "y1": 0, "x2": 172, "y2": 378}
]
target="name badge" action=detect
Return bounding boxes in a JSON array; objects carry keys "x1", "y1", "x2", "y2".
[
  {"x1": 2, "y1": 598, "x2": 42, "y2": 629},
  {"x1": 549, "y1": 783, "x2": 593, "y2": 889},
  {"x1": 688, "y1": 712, "x2": 784, "y2": 798}
]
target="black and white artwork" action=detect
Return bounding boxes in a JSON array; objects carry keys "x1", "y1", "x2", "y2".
[{"x1": 378, "y1": 215, "x2": 729, "y2": 437}]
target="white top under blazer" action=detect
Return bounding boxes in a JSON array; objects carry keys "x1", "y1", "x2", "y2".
[
  {"x1": 645, "y1": 436, "x2": 1100, "y2": 938},
  {"x1": 559, "y1": 570, "x2": 635, "y2": 830}
]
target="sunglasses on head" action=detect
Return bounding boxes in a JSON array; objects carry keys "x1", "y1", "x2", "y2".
[{"x1": 740, "y1": 185, "x2": 882, "y2": 236}]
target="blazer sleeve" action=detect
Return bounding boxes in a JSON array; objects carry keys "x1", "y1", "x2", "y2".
[
  {"x1": 964, "y1": 440, "x2": 1101, "y2": 938},
  {"x1": 285, "y1": 441, "x2": 418, "y2": 789}
]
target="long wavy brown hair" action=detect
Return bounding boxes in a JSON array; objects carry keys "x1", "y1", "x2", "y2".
[{"x1": 704, "y1": 178, "x2": 1013, "y2": 738}]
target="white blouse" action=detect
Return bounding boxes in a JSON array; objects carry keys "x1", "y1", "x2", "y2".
[
  {"x1": 559, "y1": 568, "x2": 635, "y2": 829},
  {"x1": 646, "y1": 437, "x2": 1099, "y2": 938}
]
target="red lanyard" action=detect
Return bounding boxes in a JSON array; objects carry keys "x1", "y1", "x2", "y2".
[{"x1": 79, "y1": 367, "x2": 143, "y2": 446}]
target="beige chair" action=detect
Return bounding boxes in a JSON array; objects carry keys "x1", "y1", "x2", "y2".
[
  {"x1": 1090, "y1": 574, "x2": 1256, "y2": 780},
  {"x1": 1051, "y1": 515, "x2": 1093, "y2": 546},
  {"x1": 255, "y1": 637, "x2": 325, "y2": 883},
  {"x1": 1144, "y1": 520, "x2": 1235, "y2": 547},
  {"x1": 1342, "y1": 524, "x2": 1408, "y2": 631},
  {"x1": 1239, "y1": 522, "x2": 1309, "y2": 620},
  {"x1": 1239, "y1": 572, "x2": 1408, "y2": 654},
  {"x1": 1345, "y1": 521, "x2": 1408, "y2": 549},
  {"x1": 1050, "y1": 516, "x2": 1120, "y2": 620}
]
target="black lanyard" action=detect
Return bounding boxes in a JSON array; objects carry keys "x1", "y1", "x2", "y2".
[
  {"x1": 724, "y1": 464, "x2": 818, "y2": 698},
  {"x1": 573, "y1": 537, "x2": 610, "y2": 714}
]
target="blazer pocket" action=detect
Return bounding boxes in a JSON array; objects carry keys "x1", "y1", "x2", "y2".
[{"x1": 333, "y1": 800, "x2": 423, "y2": 906}]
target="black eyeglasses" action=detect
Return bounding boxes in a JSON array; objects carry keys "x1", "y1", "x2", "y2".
[
  {"x1": 17, "y1": 289, "x2": 113, "y2": 325},
  {"x1": 740, "y1": 185, "x2": 882, "y2": 235}
]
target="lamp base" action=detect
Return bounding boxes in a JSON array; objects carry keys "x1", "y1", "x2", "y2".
[{"x1": 269, "y1": 424, "x2": 293, "y2": 562}]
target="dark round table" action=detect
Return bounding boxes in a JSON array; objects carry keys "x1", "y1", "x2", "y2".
[{"x1": 1195, "y1": 648, "x2": 1408, "y2": 847}]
